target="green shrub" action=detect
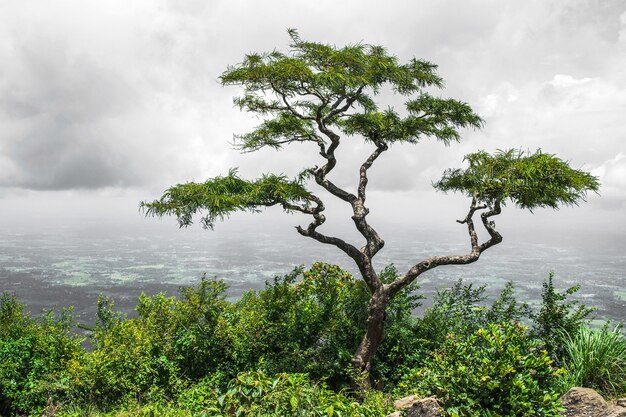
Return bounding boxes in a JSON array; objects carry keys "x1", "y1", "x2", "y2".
[
  {"x1": 85, "y1": 310, "x2": 182, "y2": 406},
  {"x1": 59, "y1": 372, "x2": 391, "y2": 417},
  {"x1": 215, "y1": 371, "x2": 391, "y2": 417},
  {"x1": 530, "y1": 272, "x2": 594, "y2": 362},
  {"x1": 415, "y1": 280, "x2": 531, "y2": 352},
  {"x1": 560, "y1": 325, "x2": 626, "y2": 397},
  {"x1": 400, "y1": 322, "x2": 563, "y2": 417},
  {"x1": 81, "y1": 278, "x2": 232, "y2": 408},
  {"x1": 228, "y1": 263, "x2": 422, "y2": 388},
  {"x1": 229, "y1": 263, "x2": 370, "y2": 387},
  {"x1": 0, "y1": 292, "x2": 85, "y2": 416},
  {"x1": 168, "y1": 277, "x2": 233, "y2": 381}
]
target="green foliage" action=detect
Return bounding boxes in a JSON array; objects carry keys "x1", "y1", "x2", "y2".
[
  {"x1": 530, "y1": 272, "x2": 594, "y2": 361},
  {"x1": 85, "y1": 295, "x2": 182, "y2": 406},
  {"x1": 41, "y1": 263, "x2": 417, "y2": 412},
  {"x1": 401, "y1": 322, "x2": 563, "y2": 417},
  {"x1": 434, "y1": 149, "x2": 600, "y2": 210},
  {"x1": 141, "y1": 169, "x2": 313, "y2": 229},
  {"x1": 0, "y1": 292, "x2": 84, "y2": 417},
  {"x1": 170, "y1": 277, "x2": 233, "y2": 381},
  {"x1": 142, "y1": 30, "x2": 484, "y2": 230},
  {"x1": 83, "y1": 278, "x2": 233, "y2": 407},
  {"x1": 59, "y1": 372, "x2": 391, "y2": 417},
  {"x1": 228, "y1": 263, "x2": 421, "y2": 388},
  {"x1": 231, "y1": 263, "x2": 369, "y2": 385},
  {"x1": 222, "y1": 29, "x2": 482, "y2": 148},
  {"x1": 211, "y1": 371, "x2": 391, "y2": 417},
  {"x1": 416, "y1": 280, "x2": 531, "y2": 352},
  {"x1": 560, "y1": 325, "x2": 626, "y2": 397},
  {"x1": 0, "y1": 268, "x2": 612, "y2": 416}
]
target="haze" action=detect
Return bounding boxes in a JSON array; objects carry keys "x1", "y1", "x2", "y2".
[{"x1": 0, "y1": 0, "x2": 624, "y2": 248}]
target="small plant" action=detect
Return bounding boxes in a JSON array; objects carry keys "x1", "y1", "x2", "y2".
[
  {"x1": 214, "y1": 371, "x2": 391, "y2": 417},
  {"x1": 560, "y1": 325, "x2": 626, "y2": 397},
  {"x1": 400, "y1": 322, "x2": 563, "y2": 417},
  {"x1": 530, "y1": 272, "x2": 595, "y2": 362},
  {"x1": 416, "y1": 279, "x2": 531, "y2": 352}
]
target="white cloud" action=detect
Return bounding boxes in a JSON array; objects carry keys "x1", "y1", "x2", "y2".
[
  {"x1": 593, "y1": 153, "x2": 626, "y2": 189},
  {"x1": 548, "y1": 74, "x2": 594, "y2": 88},
  {"x1": 620, "y1": 11, "x2": 626, "y2": 42}
]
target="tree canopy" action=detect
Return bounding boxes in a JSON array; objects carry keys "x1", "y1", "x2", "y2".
[{"x1": 435, "y1": 149, "x2": 599, "y2": 210}]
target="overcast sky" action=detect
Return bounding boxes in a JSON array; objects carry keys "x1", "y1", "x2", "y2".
[{"x1": 0, "y1": 0, "x2": 624, "y2": 239}]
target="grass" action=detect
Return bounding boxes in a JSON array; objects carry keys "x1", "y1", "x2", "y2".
[{"x1": 561, "y1": 325, "x2": 626, "y2": 397}]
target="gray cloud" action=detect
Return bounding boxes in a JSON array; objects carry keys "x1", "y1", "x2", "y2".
[{"x1": 0, "y1": 0, "x2": 624, "y2": 221}]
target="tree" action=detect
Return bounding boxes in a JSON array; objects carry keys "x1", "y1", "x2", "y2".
[{"x1": 141, "y1": 30, "x2": 599, "y2": 390}]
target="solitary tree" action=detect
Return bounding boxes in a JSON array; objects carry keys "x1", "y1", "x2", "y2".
[{"x1": 142, "y1": 30, "x2": 599, "y2": 390}]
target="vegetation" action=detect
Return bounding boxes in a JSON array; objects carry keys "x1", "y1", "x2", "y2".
[
  {"x1": 400, "y1": 322, "x2": 564, "y2": 417},
  {"x1": 142, "y1": 30, "x2": 599, "y2": 388},
  {"x1": 2, "y1": 263, "x2": 622, "y2": 417},
  {"x1": 560, "y1": 325, "x2": 626, "y2": 397}
]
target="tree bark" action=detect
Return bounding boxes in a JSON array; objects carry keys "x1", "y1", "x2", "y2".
[{"x1": 351, "y1": 286, "x2": 388, "y2": 392}]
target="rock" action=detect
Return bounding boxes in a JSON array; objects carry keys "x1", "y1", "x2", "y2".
[
  {"x1": 560, "y1": 387, "x2": 609, "y2": 417},
  {"x1": 394, "y1": 395, "x2": 420, "y2": 409},
  {"x1": 387, "y1": 396, "x2": 443, "y2": 417},
  {"x1": 618, "y1": 399, "x2": 626, "y2": 408},
  {"x1": 403, "y1": 397, "x2": 443, "y2": 417},
  {"x1": 600, "y1": 406, "x2": 626, "y2": 417}
]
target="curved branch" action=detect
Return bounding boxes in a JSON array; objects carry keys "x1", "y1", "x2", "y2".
[
  {"x1": 386, "y1": 199, "x2": 503, "y2": 298},
  {"x1": 325, "y1": 85, "x2": 365, "y2": 122},
  {"x1": 269, "y1": 80, "x2": 316, "y2": 121},
  {"x1": 294, "y1": 200, "x2": 366, "y2": 271},
  {"x1": 312, "y1": 111, "x2": 358, "y2": 203},
  {"x1": 351, "y1": 141, "x2": 389, "y2": 257},
  {"x1": 358, "y1": 141, "x2": 388, "y2": 202}
]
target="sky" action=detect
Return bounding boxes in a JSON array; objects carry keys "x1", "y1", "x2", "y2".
[{"x1": 0, "y1": 0, "x2": 625, "y2": 242}]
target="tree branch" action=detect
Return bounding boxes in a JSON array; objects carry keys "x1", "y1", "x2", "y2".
[
  {"x1": 385, "y1": 198, "x2": 503, "y2": 298},
  {"x1": 293, "y1": 198, "x2": 373, "y2": 282},
  {"x1": 350, "y1": 141, "x2": 389, "y2": 257},
  {"x1": 325, "y1": 85, "x2": 365, "y2": 122},
  {"x1": 358, "y1": 141, "x2": 388, "y2": 202},
  {"x1": 311, "y1": 112, "x2": 358, "y2": 203}
]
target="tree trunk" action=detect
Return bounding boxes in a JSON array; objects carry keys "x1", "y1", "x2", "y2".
[{"x1": 351, "y1": 287, "x2": 388, "y2": 392}]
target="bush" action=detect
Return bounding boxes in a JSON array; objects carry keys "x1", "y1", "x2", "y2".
[
  {"x1": 530, "y1": 272, "x2": 594, "y2": 362},
  {"x1": 0, "y1": 292, "x2": 84, "y2": 416},
  {"x1": 399, "y1": 322, "x2": 563, "y2": 417},
  {"x1": 58, "y1": 371, "x2": 392, "y2": 417},
  {"x1": 80, "y1": 278, "x2": 233, "y2": 407},
  {"x1": 560, "y1": 325, "x2": 626, "y2": 397},
  {"x1": 209, "y1": 371, "x2": 391, "y2": 417},
  {"x1": 416, "y1": 280, "x2": 531, "y2": 352},
  {"x1": 229, "y1": 263, "x2": 370, "y2": 387},
  {"x1": 226, "y1": 263, "x2": 424, "y2": 389}
]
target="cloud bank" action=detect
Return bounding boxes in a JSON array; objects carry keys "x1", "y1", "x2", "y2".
[{"x1": 0, "y1": 0, "x2": 624, "y2": 214}]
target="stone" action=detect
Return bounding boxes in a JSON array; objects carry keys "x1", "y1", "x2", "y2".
[
  {"x1": 405, "y1": 397, "x2": 443, "y2": 417},
  {"x1": 600, "y1": 406, "x2": 626, "y2": 417},
  {"x1": 617, "y1": 399, "x2": 626, "y2": 408},
  {"x1": 560, "y1": 387, "x2": 609, "y2": 417},
  {"x1": 387, "y1": 396, "x2": 443, "y2": 417},
  {"x1": 394, "y1": 395, "x2": 420, "y2": 409}
]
